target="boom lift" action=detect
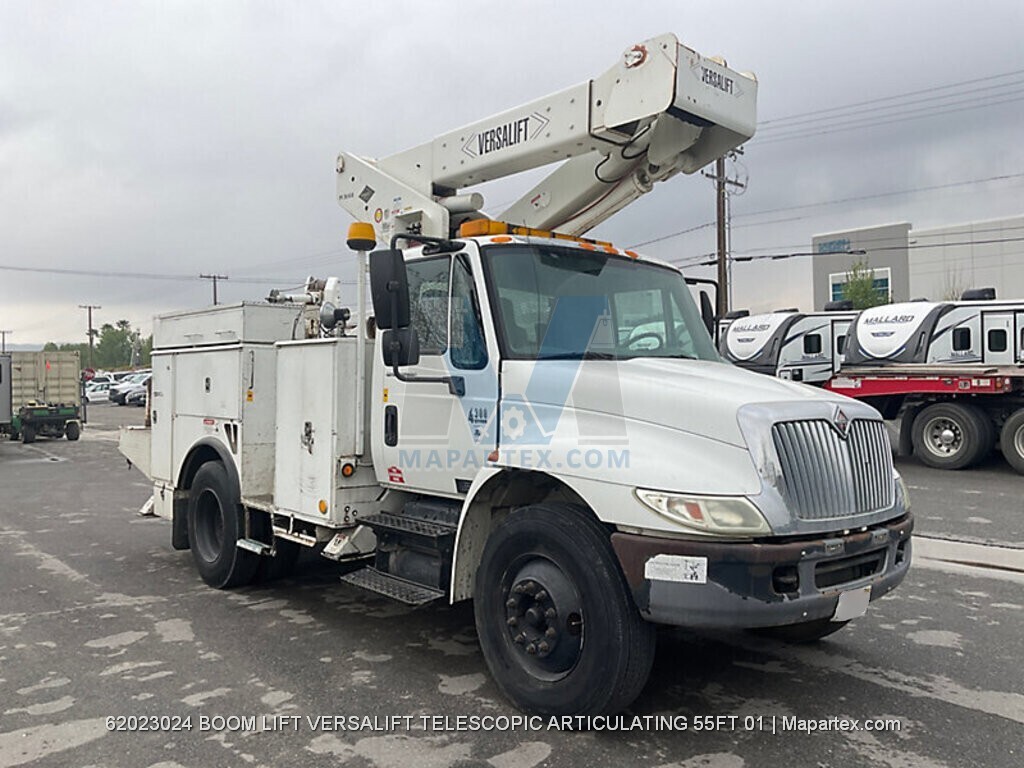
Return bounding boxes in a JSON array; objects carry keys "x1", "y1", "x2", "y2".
[
  {"x1": 121, "y1": 34, "x2": 913, "y2": 716},
  {"x1": 336, "y1": 33, "x2": 757, "y2": 242}
]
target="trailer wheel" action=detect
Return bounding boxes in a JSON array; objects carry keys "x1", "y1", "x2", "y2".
[
  {"x1": 1000, "y1": 409, "x2": 1024, "y2": 475},
  {"x1": 473, "y1": 504, "x2": 655, "y2": 716},
  {"x1": 186, "y1": 461, "x2": 259, "y2": 589},
  {"x1": 752, "y1": 618, "x2": 849, "y2": 643},
  {"x1": 912, "y1": 403, "x2": 988, "y2": 470},
  {"x1": 21, "y1": 424, "x2": 35, "y2": 444},
  {"x1": 65, "y1": 421, "x2": 80, "y2": 441}
]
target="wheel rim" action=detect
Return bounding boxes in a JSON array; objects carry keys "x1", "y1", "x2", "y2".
[
  {"x1": 1014, "y1": 421, "x2": 1024, "y2": 459},
  {"x1": 194, "y1": 489, "x2": 226, "y2": 563},
  {"x1": 501, "y1": 556, "x2": 584, "y2": 681},
  {"x1": 921, "y1": 416, "x2": 964, "y2": 458}
]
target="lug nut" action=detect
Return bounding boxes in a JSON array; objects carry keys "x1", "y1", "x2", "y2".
[
  {"x1": 514, "y1": 633, "x2": 525, "y2": 644},
  {"x1": 507, "y1": 617, "x2": 518, "y2": 627},
  {"x1": 545, "y1": 627, "x2": 557, "y2": 638},
  {"x1": 545, "y1": 607, "x2": 557, "y2": 619},
  {"x1": 506, "y1": 598, "x2": 517, "y2": 608},
  {"x1": 526, "y1": 643, "x2": 537, "y2": 655},
  {"x1": 535, "y1": 590, "x2": 548, "y2": 602},
  {"x1": 538, "y1": 641, "x2": 550, "y2": 654},
  {"x1": 513, "y1": 584, "x2": 525, "y2": 594},
  {"x1": 524, "y1": 581, "x2": 536, "y2": 594}
]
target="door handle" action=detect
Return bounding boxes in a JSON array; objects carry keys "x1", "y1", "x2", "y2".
[{"x1": 384, "y1": 405, "x2": 398, "y2": 446}]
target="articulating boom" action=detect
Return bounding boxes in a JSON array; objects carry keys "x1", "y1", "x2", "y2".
[{"x1": 336, "y1": 33, "x2": 757, "y2": 242}]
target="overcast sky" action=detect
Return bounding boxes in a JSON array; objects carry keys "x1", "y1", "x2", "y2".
[{"x1": 2, "y1": 0, "x2": 1023, "y2": 348}]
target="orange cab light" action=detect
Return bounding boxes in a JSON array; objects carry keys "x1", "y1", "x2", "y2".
[
  {"x1": 579, "y1": 242, "x2": 597, "y2": 250},
  {"x1": 459, "y1": 219, "x2": 508, "y2": 237},
  {"x1": 625, "y1": 250, "x2": 640, "y2": 259},
  {"x1": 490, "y1": 235, "x2": 513, "y2": 243}
]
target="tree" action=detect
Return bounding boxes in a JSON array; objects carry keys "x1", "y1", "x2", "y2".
[{"x1": 841, "y1": 259, "x2": 890, "y2": 309}]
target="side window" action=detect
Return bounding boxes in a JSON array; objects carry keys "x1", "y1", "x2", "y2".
[
  {"x1": 988, "y1": 328, "x2": 1008, "y2": 353},
  {"x1": 952, "y1": 327, "x2": 972, "y2": 351},
  {"x1": 836, "y1": 335, "x2": 847, "y2": 355},
  {"x1": 803, "y1": 334, "x2": 822, "y2": 354},
  {"x1": 406, "y1": 257, "x2": 450, "y2": 355},
  {"x1": 450, "y1": 254, "x2": 488, "y2": 370}
]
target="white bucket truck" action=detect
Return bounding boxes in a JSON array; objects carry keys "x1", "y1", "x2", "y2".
[{"x1": 121, "y1": 34, "x2": 912, "y2": 715}]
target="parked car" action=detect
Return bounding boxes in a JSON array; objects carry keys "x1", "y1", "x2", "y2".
[
  {"x1": 110, "y1": 372, "x2": 151, "y2": 405},
  {"x1": 125, "y1": 388, "x2": 147, "y2": 407},
  {"x1": 84, "y1": 382, "x2": 110, "y2": 403}
]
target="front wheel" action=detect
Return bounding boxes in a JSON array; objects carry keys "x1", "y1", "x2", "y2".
[
  {"x1": 186, "y1": 461, "x2": 259, "y2": 589},
  {"x1": 21, "y1": 424, "x2": 35, "y2": 444},
  {"x1": 473, "y1": 504, "x2": 655, "y2": 716},
  {"x1": 65, "y1": 421, "x2": 81, "y2": 441}
]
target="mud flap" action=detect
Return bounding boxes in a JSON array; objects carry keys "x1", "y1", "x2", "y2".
[{"x1": 171, "y1": 496, "x2": 189, "y2": 550}]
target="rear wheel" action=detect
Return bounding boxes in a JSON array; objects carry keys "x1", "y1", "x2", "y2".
[
  {"x1": 21, "y1": 424, "x2": 35, "y2": 444},
  {"x1": 752, "y1": 618, "x2": 849, "y2": 643},
  {"x1": 65, "y1": 421, "x2": 81, "y2": 441},
  {"x1": 186, "y1": 462, "x2": 259, "y2": 589},
  {"x1": 473, "y1": 504, "x2": 655, "y2": 716},
  {"x1": 912, "y1": 402, "x2": 989, "y2": 469},
  {"x1": 1000, "y1": 409, "x2": 1024, "y2": 475}
]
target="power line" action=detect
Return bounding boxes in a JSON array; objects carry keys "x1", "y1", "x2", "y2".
[
  {"x1": 0, "y1": 263, "x2": 348, "y2": 286},
  {"x1": 759, "y1": 67, "x2": 1024, "y2": 126},
  {"x1": 627, "y1": 172, "x2": 1024, "y2": 250},
  {"x1": 755, "y1": 92, "x2": 1024, "y2": 145},
  {"x1": 688, "y1": 235, "x2": 1024, "y2": 267}
]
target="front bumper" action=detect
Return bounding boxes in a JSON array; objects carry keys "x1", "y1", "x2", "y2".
[{"x1": 611, "y1": 513, "x2": 913, "y2": 628}]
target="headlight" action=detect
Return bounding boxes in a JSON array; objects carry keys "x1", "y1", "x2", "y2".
[
  {"x1": 894, "y1": 471, "x2": 911, "y2": 512},
  {"x1": 634, "y1": 489, "x2": 771, "y2": 535}
]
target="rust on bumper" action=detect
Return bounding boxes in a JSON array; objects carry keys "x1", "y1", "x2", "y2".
[{"x1": 611, "y1": 513, "x2": 913, "y2": 628}]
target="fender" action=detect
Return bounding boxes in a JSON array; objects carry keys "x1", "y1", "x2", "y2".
[
  {"x1": 172, "y1": 437, "x2": 241, "y2": 551},
  {"x1": 449, "y1": 466, "x2": 597, "y2": 602}
]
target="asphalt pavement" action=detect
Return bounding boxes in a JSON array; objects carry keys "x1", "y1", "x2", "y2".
[{"x1": 0, "y1": 404, "x2": 1020, "y2": 768}]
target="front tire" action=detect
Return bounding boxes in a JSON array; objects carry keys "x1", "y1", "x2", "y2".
[
  {"x1": 473, "y1": 503, "x2": 655, "y2": 716},
  {"x1": 186, "y1": 461, "x2": 259, "y2": 589},
  {"x1": 65, "y1": 421, "x2": 81, "y2": 441},
  {"x1": 21, "y1": 424, "x2": 35, "y2": 444}
]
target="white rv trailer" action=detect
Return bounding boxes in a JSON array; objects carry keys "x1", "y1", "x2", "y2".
[
  {"x1": 720, "y1": 306, "x2": 858, "y2": 385},
  {"x1": 830, "y1": 293, "x2": 1024, "y2": 473}
]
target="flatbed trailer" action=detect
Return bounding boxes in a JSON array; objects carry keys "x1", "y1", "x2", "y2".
[{"x1": 825, "y1": 364, "x2": 1024, "y2": 473}]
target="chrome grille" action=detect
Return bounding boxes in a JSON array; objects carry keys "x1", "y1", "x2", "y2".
[{"x1": 771, "y1": 419, "x2": 894, "y2": 520}]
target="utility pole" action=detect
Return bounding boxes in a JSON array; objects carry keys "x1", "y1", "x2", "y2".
[
  {"x1": 0, "y1": 330, "x2": 11, "y2": 353},
  {"x1": 703, "y1": 149, "x2": 746, "y2": 317},
  {"x1": 78, "y1": 304, "x2": 101, "y2": 368},
  {"x1": 200, "y1": 274, "x2": 228, "y2": 305}
]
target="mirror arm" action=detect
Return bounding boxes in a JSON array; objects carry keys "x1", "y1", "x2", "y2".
[{"x1": 391, "y1": 365, "x2": 465, "y2": 396}]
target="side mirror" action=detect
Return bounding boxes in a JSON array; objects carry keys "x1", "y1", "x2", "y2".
[
  {"x1": 381, "y1": 328, "x2": 421, "y2": 368},
  {"x1": 699, "y1": 290, "x2": 715, "y2": 338},
  {"x1": 369, "y1": 249, "x2": 411, "y2": 330}
]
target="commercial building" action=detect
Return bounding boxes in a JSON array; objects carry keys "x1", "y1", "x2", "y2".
[{"x1": 809, "y1": 213, "x2": 1024, "y2": 308}]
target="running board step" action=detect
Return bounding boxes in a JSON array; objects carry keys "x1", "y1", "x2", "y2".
[
  {"x1": 340, "y1": 566, "x2": 445, "y2": 606},
  {"x1": 236, "y1": 538, "x2": 272, "y2": 556},
  {"x1": 360, "y1": 513, "x2": 455, "y2": 543}
]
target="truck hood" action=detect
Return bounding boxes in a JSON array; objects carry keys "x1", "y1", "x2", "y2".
[{"x1": 566, "y1": 357, "x2": 849, "y2": 448}]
